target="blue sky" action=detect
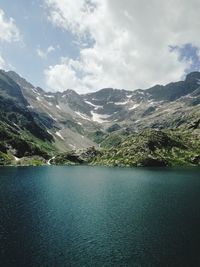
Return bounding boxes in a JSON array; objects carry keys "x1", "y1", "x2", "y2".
[
  {"x1": 0, "y1": 0, "x2": 200, "y2": 92},
  {"x1": 0, "y1": 0, "x2": 79, "y2": 89}
]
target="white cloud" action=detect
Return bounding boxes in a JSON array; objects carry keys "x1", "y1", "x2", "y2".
[
  {"x1": 45, "y1": 57, "x2": 83, "y2": 91},
  {"x1": 197, "y1": 49, "x2": 200, "y2": 61},
  {"x1": 0, "y1": 54, "x2": 6, "y2": 69},
  {"x1": 0, "y1": 8, "x2": 21, "y2": 71},
  {"x1": 45, "y1": 0, "x2": 200, "y2": 92},
  {"x1": 0, "y1": 53, "x2": 13, "y2": 70},
  {"x1": 0, "y1": 8, "x2": 20, "y2": 42},
  {"x1": 37, "y1": 45, "x2": 55, "y2": 59}
]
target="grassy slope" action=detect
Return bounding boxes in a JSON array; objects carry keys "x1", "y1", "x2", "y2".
[
  {"x1": 0, "y1": 121, "x2": 56, "y2": 166},
  {"x1": 50, "y1": 129, "x2": 200, "y2": 167},
  {"x1": 91, "y1": 129, "x2": 200, "y2": 167}
]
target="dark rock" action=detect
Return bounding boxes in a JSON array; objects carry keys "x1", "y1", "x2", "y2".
[
  {"x1": 191, "y1": 155, "x2": 200, "y2": 165},
  {"x1": 106, "y1": 124, "x2": 121, "y2": 133},
  {"x1": 140, "y1": 156, "x2": 168, "y2": 167}
]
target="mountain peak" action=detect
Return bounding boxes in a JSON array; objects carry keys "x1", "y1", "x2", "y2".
[
  {"x1": 185, "y1": 71, "x2": 200, "y2": 82},
  {"x1": 6, "y1": 70, "x2": 34, "y2": 89},
  {"x1": 62, "y1": 89, "x2": 78, "y2": 96}
]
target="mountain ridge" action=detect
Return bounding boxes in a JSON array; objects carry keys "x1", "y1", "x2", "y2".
[{"x1": 0, "y1": 69, "x2": 199, "y2": 166}]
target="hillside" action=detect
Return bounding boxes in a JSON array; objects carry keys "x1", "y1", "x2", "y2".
[
  {"x1": 50, "y1": 129, "x2": 200, "y2": 167},
  {"x1": 0, "y1": 69, "x2": 199, "y2": 166},
  {"x1": 0, "y1": 70, "x2": 56, "y2": 165},
  {"x1": 92, "y1": 129, "x2": 200, "y2": 167}
]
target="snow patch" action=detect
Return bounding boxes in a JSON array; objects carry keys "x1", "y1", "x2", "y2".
[
  {"x1": 85, "y1": 100, "x2": 96, "y2": 107},
  {"x1": 115, "y1": 100, "x2": 129, "y2": 105},
  {"x1": 47, "y1": 130, "x2": 53, "y2": 136},
  {"x1": 14, "y1": 156, "x2": 20, "y2": 161},
  {"x1": 32, "y1": 88, "x2": 40, "y2": 96},
  {"x1": 147, "y1": 99, "x2": 159, "y2": 105},
  {"x1": 137, "y1": 91, "x2": 145, "y2": 95},
  {"x1": 27, "y1": 105, "x2": 33, "y2": 109},
  {"x1": 56, "y1": 105, "x2": 61, "y2": 110},
  {"x1": 75, "y1": 111, "x2": 91, "y2": 121},
  {"x1": 69, "y1": 144, "x2": 76, "y2": 149},
  {"x1": 45, "y1": 95, "x2": 54, "y2": 98},
  {"x1": 36, "y1": 96, "x2": 41, "y2": 102},
  {"x1": 47, "y1": 113, "x2": 57, "y2": 121},
  {"x1": 94, "y1": 105, "x2": 103, "y2": 110},
  {"x1": 47, "y1": 156, "x2": 55, "y2": 165},
  {"x1": 56, "y1": 131, "x2": 65, "y2": 140},
  {"x1": 13, "y1": 122, "x2": 20, "y2": 129},
  {"x1": 41, "y1": 102, "x2": 50, "y2": 109},
  {"x1": 85, "y1": 100, "x2": 103, "y2": 110},
  {"x1": 91, "y1": 111, "x2": 111, "y2": 123},
  {"x1": 129, "y1": 104, "x2": 140, "y2": 110}
]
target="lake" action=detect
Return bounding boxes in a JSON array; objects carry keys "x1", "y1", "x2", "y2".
[{"x1": 0, "y1": 166, "x2": 200, "y2": 267}]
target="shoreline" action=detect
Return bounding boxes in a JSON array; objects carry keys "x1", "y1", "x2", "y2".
[{"x1": 1, "y1": 162, "x2": 200, "y2": 168}]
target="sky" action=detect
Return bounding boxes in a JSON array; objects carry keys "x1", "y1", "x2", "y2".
[{"x1": 0, "y1": 0, "x2": 200, "y2": 93}]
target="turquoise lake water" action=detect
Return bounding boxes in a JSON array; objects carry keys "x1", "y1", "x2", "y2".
[{"x1": 0, "y1": 166, "x2": 200, "y2": 266}]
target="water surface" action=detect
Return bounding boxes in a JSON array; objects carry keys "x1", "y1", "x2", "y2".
[{"x1": 0, "y1": 166, "x2": 200, "y2": 266}]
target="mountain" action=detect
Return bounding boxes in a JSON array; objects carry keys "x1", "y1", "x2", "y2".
[
  {"x1": 0, "y1": 70, "x2": 56, "y2": 165},
  {"x1": 82, "y1": 72, "x2": 200, "y2": 132},
  {"x1": 51, "y1": 129, "x2": 200, "y2": 167},
  {"x1": 0, "y1": 69, "x2": 199, "y2": 166},
  {"x1": 95, "y1": 128, "x2": 200, "y2": 166}
]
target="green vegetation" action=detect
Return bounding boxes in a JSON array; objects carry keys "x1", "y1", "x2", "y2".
[
  {"x1": 100, "y1": 133, "x2": 123, "y2": 148},
  {"x1": 15, "y1": 156, "x2": 46, "y2": 166},
  {"x1": 91, "y1": 129, "x2": 200, "y2": 167},
  {"x1": 88, "y1": 130, "x2": 107, "y2": 144},
  {"x1": 0, "y1": 70, "x2": 200, "y2": 167},
  {"x1": 48, "y1": 129, "x2": 200, "y2": 167},
  {"x1": 0, "y1": 120, "x2": 56, "y2": 166},
  {"x1": 51, "y1": 151, "x2": 84, "y2": 165},
  {"x1": 51, "y1": 147, "x2": 101, "y2": 165},
  {"x1": 0, "y1": 151, "x2": 13, "y2": 166}
]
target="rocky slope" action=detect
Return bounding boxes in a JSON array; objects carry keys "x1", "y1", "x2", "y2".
[
  {"x1": 0, "y1": 69, "x2": 199, "y2": 166},
  {"x1": 92, "y1": 129, "x2": 200, "y2": 167},
  {"x1": 49, "y1": 129, "x2": 200, "y2": 167},
  {"x1": 0, "y1": 70, "x2": 56, "y2": 165}
]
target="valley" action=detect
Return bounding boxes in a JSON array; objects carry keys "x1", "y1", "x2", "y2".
[{"x1": 0, "y1": 70, "x2": 199, "y2": 167}]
